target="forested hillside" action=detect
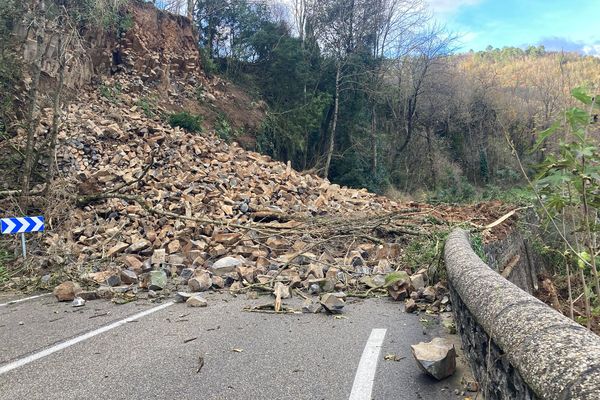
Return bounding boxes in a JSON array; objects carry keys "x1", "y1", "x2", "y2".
[{"x1": 184, "y1": 0, "x2": 600, "y2": 199}]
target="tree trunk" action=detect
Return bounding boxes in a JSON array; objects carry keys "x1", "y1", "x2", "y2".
[
  {"x1": 45, "y1": 31, "x2": 66, "y2": 190},
  {"x1": 187, "y1": 0, "x2": 194, "y2": 20},
  {"x1": 370, "y1": 105, "x2": 377, "y2": 174},
  {"x1": 20, "y1": 4, "x2": 46, "y2": 210},
  {"x1": 426, "y1": 126, "x2": 436, "y2": 189},
  {"x1": 324, "y1": 64, "x2": 340, "y2": 179}
]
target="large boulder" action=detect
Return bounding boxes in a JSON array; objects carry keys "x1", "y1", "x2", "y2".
[
  {"x1": 53, "y1": 281, "x2": 82, "y2": 301},
  {"x1": 411, "y1": 337, "x2": 456, "y2": 380}
]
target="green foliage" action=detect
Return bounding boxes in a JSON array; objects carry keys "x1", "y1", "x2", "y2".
[
  {"x1": 0, "y1": 247, "x2": 12, "y2": 285},
  {"x1": 135, "y1": 96, "x2": 157, "y2": 118},
  {"x1": 168, "y1": 112, "x2": 203, "y2": 133},
  {"x1": 429, "y1": 172, "x2": 476, "y2": 203},
  {"x1": 215, "y1": 115, "x2": 235, "y2": 141},
  {"x1": 479, "y1": 150, "x2": 489, "y2": 183},
  {"x1": 99, "y1": 82, "x2": 122, "y2": 102}
]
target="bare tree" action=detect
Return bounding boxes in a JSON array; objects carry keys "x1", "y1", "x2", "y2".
[{"x1": 20, "y1": 0, "x2": 47, "y2": 209}]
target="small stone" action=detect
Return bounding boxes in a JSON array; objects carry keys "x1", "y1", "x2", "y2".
[
  {"x1": 71, "y1": 297, "x2": 86, "y2": 307},
  {"x1": 423, "y1": 286, "x2": 436, "y2": 302},
  {"x1": 209, "y1": 256, "x2": 242, "y2": 275},
  {"x1": 186, "y1": 294, "x2": 208, "y2": 307},
  {"x1": 180, "y1": 268, "x2": 195, "y2": 283},
  {"x1": 320, "y1": 293, "x2": 345, "y2": 314},
  {"x1": 148, "y1": 270, "x2": 167, "y2": 290},
  {"x1": 107, "y1": 242, "x2": 129, "y2": 257},
  {"x1": 465, "y1": 380, "x2": 479, "y2": 392},
  {"x1": 120, "y1": 269, "x2": 138, "y2": 284},
  {"x1": 96, "y1": 286, "x2": 113, "y2": 299},
  {"x1": 212, "y1": 275, "x2": 225, "y2": 289},
  {"x1": 105, "y1": 274, "x2": 122, "y2": 287},
  {"x1": 332, "y1": 291, "x2": 347, "y2": 300},
  {"x1": 308, "y1": 283, "x2": 320, "y2": 294},
  {"x1": 151, "y1": 249, "x2": 166, "y2": 265},
  {"x1": 148, "y1": 290, "x2": 157, "y2": 298},
  {"x1": 410, "y1": 273, "x2": 426, "y2": 291},
  {"x1": 53, "y1": 281, "x2": 82, "y2": 302},
  {"x1": 411, "y1": 338, "x2": 456, "y2": 380},
  {"x1": 79, "y1": 291, "x2": 98, "y2": 301},
  {"x1": 188, "y1": 271, "x2": 212, "y2": 292},
  {"x1": 126, "y1": 239, "x2": 151, "y2": 253},
  {"x1": 247, "y1": 291, "x2": 259, "y2": 300},
  {"x1": 174, "y1": 292, "x2": 193, "y2": 303},
  {"x1": 167, "y1": 239, "x2": 181, "y2": 254},
  {"x1": 302, "y1": 298, "x2": 323, "y2": 313},
  {"x1": 123, "y1": 255, "x2": 144, "y2": 273},
  {"x1": 405, "y1": 298, "x2": 417, "y2": 313}
]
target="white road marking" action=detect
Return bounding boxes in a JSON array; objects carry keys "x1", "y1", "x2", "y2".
[
  {"x1": 0, "y1": 293, "x2": 51, "y2": 307},
  {"x1": 0, "y1": 301, "x2": 174, "y2": 375},
  {"x1": 349, "y1": 328, "x2": 387, "y2": 400}
]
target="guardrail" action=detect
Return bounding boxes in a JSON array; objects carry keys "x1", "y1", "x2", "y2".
[{"x1": 445, "y1": 229, "x2": 600, "y2": 400}]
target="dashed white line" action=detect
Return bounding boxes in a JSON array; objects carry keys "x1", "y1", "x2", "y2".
[
  {"x1": 349, "y1": 328, "x2": 387, "y2": 400},
  {"x1": 0, "y1": 293, "x2": 51, "y2": 307},
  {"x1": 0, "y1": 301, "x2": 174, "y2": 375}
]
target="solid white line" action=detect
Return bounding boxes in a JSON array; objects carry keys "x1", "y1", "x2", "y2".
[
  {"x1": 349, "y1": 328, "x2": 387, "y2": 400},
  {"x1": 0, "y1": 301, "x2": 174, "y2": 375},
  {"x1": 0, "y1": 293, "x2": 51, "y2": 307}
]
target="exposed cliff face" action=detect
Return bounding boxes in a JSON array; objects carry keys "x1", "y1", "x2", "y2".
[
  {"x1": 120, "y1": 2, "x2": 200, "y2": 83},
  {"x1": 20, "y1": 0, "x2": 200, "y2": 90}
]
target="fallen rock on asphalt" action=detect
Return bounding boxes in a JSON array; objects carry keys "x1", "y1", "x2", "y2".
[
  {"x1": 53, "y1": 281, "x2": 82, "y2": 301},
  {"x1": 411, "y1": 337, "x2": 456, "y2": 380},
  {"x1": 320, "y1": 293, "x2": 345, "y2": 314},
  {"x1": 71, "y1": 297, "x2": 86, "y2": 307},
  {"x1": 148, "y1": 270, "x2": 167, "y2": 290},
  {"x1": 186, "y1": 294, "x2": 208, "y2": 307}
]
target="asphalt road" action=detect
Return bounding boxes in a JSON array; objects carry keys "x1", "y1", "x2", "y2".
[{"x1": 0, "y1": 292, "x2": 467, "y2": 400}]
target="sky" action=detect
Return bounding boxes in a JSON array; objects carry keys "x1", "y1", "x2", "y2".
[{"x1": 425, "y1": 0, "x2": 600, "y2": 56}]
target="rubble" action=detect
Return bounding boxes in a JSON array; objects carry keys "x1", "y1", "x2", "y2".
[
  {"x1": 186, "y1": 294, "x2": 208, "y2": 307},
  {"x1": 5, "y1": 9, "x2": 513, "y2": 310},
  {"x1": 320, "y1": 293, "x2": 345, "y2": 314},
  {"x1": 411, "y1": 338, "x2": 457, "y2": 380},
  {"x1": 71, "y1": 297, "x2": 86, "y2": 307},
  {"x1": 53, "y1": 281, "x2": 82, "y2": 301}
]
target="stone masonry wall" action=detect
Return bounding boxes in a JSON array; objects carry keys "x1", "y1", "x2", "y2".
[{"x1": 445, "y1": 229, "x2": 600, "y2": 400}]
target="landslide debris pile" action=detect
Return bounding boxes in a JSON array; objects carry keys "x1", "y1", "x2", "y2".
[
  {"x1": 35, "y1": 71, "x2": 513, "y2": 314},
  {"x1": 2, "y1": 1, "x2": 515, "y2": 313}
]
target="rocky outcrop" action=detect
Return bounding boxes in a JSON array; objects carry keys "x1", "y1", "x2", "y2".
[
  {"x1": 18, "y1": 0, "x2": 199, "y2": 90},
  {"x1": 445, "y1": 229, "x2": 600, "y2": 400}
]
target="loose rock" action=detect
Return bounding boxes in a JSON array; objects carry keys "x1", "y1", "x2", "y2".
[
  {"x1": 53, "y1": 281, "x2": 82, "y2": 302},
  {"x1": 411, "y1": 338, "x2": 456, "y2": 380}
]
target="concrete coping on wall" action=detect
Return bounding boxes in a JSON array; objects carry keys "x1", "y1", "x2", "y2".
[{"x1": 445, "y1": 229, "x2": 600, "y2": 400}]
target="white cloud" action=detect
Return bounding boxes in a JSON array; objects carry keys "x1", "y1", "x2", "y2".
[
  {"x1": 425, "y1": 0, "x2": 481, "y2": 14},
  {"x1": 583, "y1": 44, "x2": 600, "y2": 58}
]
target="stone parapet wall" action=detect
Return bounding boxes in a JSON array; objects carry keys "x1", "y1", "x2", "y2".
[{"x1": 445, "y1": 229, "x2": 600, "y2": 400}]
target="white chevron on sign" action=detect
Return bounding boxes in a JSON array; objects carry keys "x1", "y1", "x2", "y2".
[
  {"x1": 2, "y1": 219, "x2": 16, "y2": 234},
  {"x1": 16, "y1": 217, "x2": 28, "y2": 233},
  {"x1": 32, "y1": 217, "x2": 44, "y2": 232}
]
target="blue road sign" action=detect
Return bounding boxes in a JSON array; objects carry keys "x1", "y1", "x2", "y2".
[{"x1": 1, "y1": 216, "x2": 45, "y2": 235}]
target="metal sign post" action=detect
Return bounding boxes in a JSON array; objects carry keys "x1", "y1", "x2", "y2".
[{"x1": 1, "y1": 216, "x2": 45, "y2": 258}]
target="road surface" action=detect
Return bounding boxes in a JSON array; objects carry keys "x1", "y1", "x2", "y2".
[{"x1": 0, "y1": 292, "x2": 467, "y2": 399}]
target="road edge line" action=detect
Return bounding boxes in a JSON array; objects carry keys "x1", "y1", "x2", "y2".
[
  {"x1": 0, "y1": 301, "x2": 174, "y2": 375},
  {"x1": 0, "y1": 293, "x2": 51, "y2": 307}
]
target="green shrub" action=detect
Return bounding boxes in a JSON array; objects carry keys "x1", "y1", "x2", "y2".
[
  {"x1": 167, "y1": 112, "x2": 203, "y2": 133},
  {"x1": 0, "y1": 247, "x2": 12, "y2": 285},
  {"x1": 99, "y1": 82, "x2": 122, "y2": 102},
  {"x1": 135, "y1": 96, "x2": 157, "y2": 118}
]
